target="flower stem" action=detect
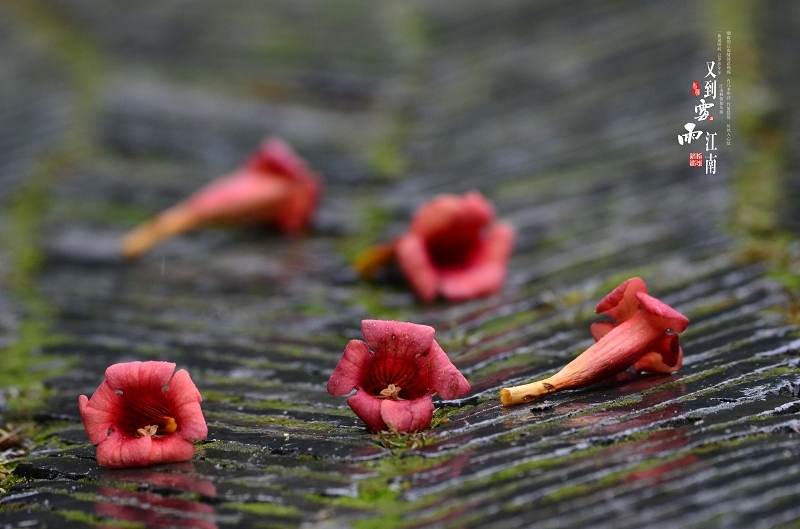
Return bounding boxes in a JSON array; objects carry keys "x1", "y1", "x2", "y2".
[
  {"x1": 500, "y1": 380, "x2": 558, "y2": 405},
  {"x1": 500, "y1": 313, "x2": 662, "y2": 406},
  {"x1": 121, "y1": 204, "x2": 200, "y2": 259}
]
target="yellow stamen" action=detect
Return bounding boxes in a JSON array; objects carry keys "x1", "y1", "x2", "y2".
[
  {"x1": 159, "y1": 416, "x2": 177, "y2": 435},
  {"x1": 135, "y1": 417, "x2": 177, "y2": 438},
  {"x1": 378, "y1": 384, "x2": 403, "y2": 401},
  {"x1": 137, "y1": 425, "x2": 159, "y2": 437}
]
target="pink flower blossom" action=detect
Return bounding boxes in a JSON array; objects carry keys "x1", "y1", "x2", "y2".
[
  {"x1": 355, "y1": 192, "x2": 515, "y2": 302},
  {"x1": 121, "y1": 137, "x2": 321, "y2": 258},
  {"x1": 501, "y1": 277, "x2": 689, "y2": 406},
  {"x1": 79, "y1": 361, "x2": 208, "y2": 468},
  {"x1": 327, "y1": 320, "x2": 470, "y2": 433},
  {"x1": 589, "y1": 277, "x2": 685, "y2": 374}
]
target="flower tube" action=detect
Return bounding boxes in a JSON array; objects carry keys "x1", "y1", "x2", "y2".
[{"x1": 500, "y1": 278, "x2": 688, "y2": 406}]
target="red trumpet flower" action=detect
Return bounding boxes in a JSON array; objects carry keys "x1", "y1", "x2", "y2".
[
  {"x1": 121, "y1": 137, "x2": 321, "y2": 258},
  {"x1": 79, "y1": 361, "x2": 208, "y2": 468},
  {"x1": 356, "y1": 192, "x2": 515, "y2": 302},
  {"x1": 327, "y1": 320, "x2": 470, "y2": 433},
  {"x1": 500, "y1": 278, "x2": 688, "y2": 406}
]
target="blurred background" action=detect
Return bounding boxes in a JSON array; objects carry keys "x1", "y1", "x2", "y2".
[{"x1": 1, "y1": 1, "x2": 800, "y2": 528}]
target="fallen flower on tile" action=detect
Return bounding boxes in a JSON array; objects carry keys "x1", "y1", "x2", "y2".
[
  {"x1": 79, "y1": 361, "x2": 208, "y2": 468},
  {"x1": 355, "y1": 192, "x2": 515, "y2": 302},
  {"x1": 500, "y1": 277, "x2": 689, "y2": 406},
  {"x1": 121, "y1": 137, "x2": 321, "y2": 258},
  {"x1": 328, "y1": 319, "x2": 470, "y2": 433}
]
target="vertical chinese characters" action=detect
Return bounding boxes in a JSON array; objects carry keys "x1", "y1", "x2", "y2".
[
  {"x1": 678, "y1": 45, "x2": 726, "y2": 175},
  {"x1": 705, "y1": 131, "x2": 717, "y2": 175},
  {"x1": 678, "y1": 123, "x2": 703, "y2": 146},
  {"x1": 726, "y1": 31, "x2": 732, "y2": 144}
]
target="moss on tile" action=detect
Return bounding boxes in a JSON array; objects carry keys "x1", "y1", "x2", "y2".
[
  {"x1": 537, "y1": 452, "x2": 700, "y2": 504},
  {"x1": 430, "y1": 403, "x2": 475, "y2": 428},
  {"x1": 220, "y1": 501, "x2": 300, "y2": 518},
  {"x1": 58, "y1": 509, "x2": 145, "y2": 528},
  {"x1": 369, "y1": 128, "x2": 409, "y2": 180},
  {"x1": 304, "y1": 453, "x2": 449, "y2": 529},
  {"x1": 488, "y1": 444, "x2": 609, "y2": 483},
  {"x1": 0, "y1": 471, "x2": 32, "y2": 494},
  {"x1": 346, "y1": 283, "x2": 414, "y2": 322},
  {"x1": 466, "y1": 352, "x2": 555, "y2": 381},
  {"x1": 0, "y1": 0, "x2": 107, "y2": 413},
  {"x1": 372, "y1": 431, "x2": 430, "y2": 452},
  {"x1": 205, "y1": 411, "x2": 357, "y2": 432},
  {"x1": 691, "y1": 432, "x2": 771, "y2": 454},
  {"x1": 640, "y1": 365, "x2": 731, "y2": 396},
  {"x1": 205, "y1": 397, "x2": 353, "y2": 417},
  {"x1": 468, "y1": 308, "x2": 546, "y2": 337}
]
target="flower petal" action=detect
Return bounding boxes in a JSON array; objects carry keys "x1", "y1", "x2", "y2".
[
  {"x1": 96, "y1": 430, "x2": 197, "y2": 469},
  {"x1": 395, "y1": 233, "x2": 439, "y2": 302},
  {"x1": 248, "y1": 137, "x2": 316, "y2": 183},
  {"x1": 424, "y1": 340, "x2": 470, "y2": 400},
  {"x1": 361, "y1": 320, "x2": 435, "y2": 360},
  {"x1": 439, "y1": 263, "x2": 503, "y2": 301},
  {"x1": 480, "y1": 221, "x2": 515, "y2": 263},
  {"x1": 187, "y1": 170, "x2": 293, "y2": 223},
  {"x1": 380, "y1": 395, "x2": 434, "y2": 433},
  {"x1": 410, "y1": 192, "x2": 494, "y2": 241},
  {"x1": 590, "y1": 321, "x2": 616, "y2": 342},
  {"x1": 636, "y1": 292, "x2": 690, "y2": 333},
  {"x1": 275, "y1": 176, "x2": 320, "y2": 234},
  {"x1": 437, "y1": 221, "x2": 514, "y2": 301},
  {"x1": 633, "y1": 334, "x2": 683, "y2": 373},
  {"x1": 148, "y1": 435, "x2": 197, "y2": 466},
  {"x1": 361, "y1": 320, "x2": 437, "y2": 398},
  {"x1": 96, "y1": 433, "x2": 153, "y2": 469},
  {"x1": 595, "y1": 277, "x2": 648, "y2": 323},
  {"x1": 165, "y1": 369, "x2": 208, "y2": 441},
  {"x1": 327, "y1": 340, "x2": 373, "y2": 396},
  {"x1": 245, "y1": 138, "x2": 321, "y2": 233},
  {"x1": 347, "y1": 390, "x2": 388, "y2": 432},
  {"x1": 79, "y1": 381, "x2": 123, "y2": 444},
  {"x1": 105, "y1": 361, "x2": 176, "y2": 394}
]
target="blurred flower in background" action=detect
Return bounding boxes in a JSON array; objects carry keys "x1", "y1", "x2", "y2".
[{"x1": 121, "y1": 137, "x2": 321, "y2": 259}]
